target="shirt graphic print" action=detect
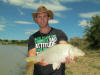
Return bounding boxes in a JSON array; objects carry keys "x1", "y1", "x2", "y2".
[{"x1": 35, "y1": 35, "x2": 57, "y2": 54}]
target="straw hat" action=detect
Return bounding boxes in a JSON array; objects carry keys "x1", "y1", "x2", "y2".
[{"x1": 32, "y1": 6, "x2": 53, "y2": 22}]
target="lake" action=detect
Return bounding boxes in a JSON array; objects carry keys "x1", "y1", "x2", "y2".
[{"x1": 0, "y1": 45, "x2": 28, "y2": 75}]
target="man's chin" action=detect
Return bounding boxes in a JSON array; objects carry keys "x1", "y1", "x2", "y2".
[{"x1": 40, "y1": 25, "x2": 47, "y2": 28}]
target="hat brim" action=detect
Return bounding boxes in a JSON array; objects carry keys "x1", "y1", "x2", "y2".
[{"x1": 32, "y1": 10, "x2": 53, "y2": 22}]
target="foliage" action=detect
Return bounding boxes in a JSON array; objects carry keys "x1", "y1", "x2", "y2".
[
  {"x1": 0, "y1": 39, "x2": 28, "y2": 45},
  {"x1": 69, "y1": 37, "x2": 89, "y2": 50},
  {"x1": 84, "y1": 15, "x2": 100, "y2": 49}
]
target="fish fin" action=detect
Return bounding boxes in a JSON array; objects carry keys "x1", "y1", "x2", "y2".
[
  {"x1": 70, "y1": 55, "x2": 74, "y2": 61},
  {"x1": 52, "y1": 63, "x2": 61, "y2": 70},
  {"x1": 25, "y1": 64, "x2": 34, "y2": 75},
  {"x1": 24, "y1": 56, "x2": 38, "y2": 63},
  {"x1": 69, "y1": 56, "x2": 75, "y2": 64},
  {"x1": 26, "y1": 62, "x2": 35, "y2": 69},
  {"x1": 57, "y1": 63, "x2": 61, "y2": 70}
]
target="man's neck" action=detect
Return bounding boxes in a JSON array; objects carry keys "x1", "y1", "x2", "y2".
[{"x1": 40, "y1": 26, "x2": 51, "y2": 34}]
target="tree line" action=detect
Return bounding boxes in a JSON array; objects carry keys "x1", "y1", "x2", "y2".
[{"x1": 0, "y1": 39, "x2": 28, "y2": 45}]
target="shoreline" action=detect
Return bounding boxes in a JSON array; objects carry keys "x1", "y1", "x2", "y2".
[{"x1": 0, "y1": 43, "x2": 28, "y2": 46}]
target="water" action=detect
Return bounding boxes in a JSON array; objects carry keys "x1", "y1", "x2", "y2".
[{"x1": 0, "y1": 45, "x2": 28, "y2": 75}]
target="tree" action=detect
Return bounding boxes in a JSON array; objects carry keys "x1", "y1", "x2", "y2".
[{"x1": 85, "y1": 15, "x2": 100, "y2": 49}]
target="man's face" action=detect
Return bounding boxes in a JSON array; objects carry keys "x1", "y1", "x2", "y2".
[{"x1": 35, "y1": 13, "x2": 50, "y2": 28}]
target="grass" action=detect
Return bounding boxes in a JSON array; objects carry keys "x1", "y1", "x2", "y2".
[
  {"x1": 88, "y1": 63, "x2": 100, "y2": 70},
  {"x1": 65, "y1": 50, "x2": 100, "y2": 75},
  {"x1": 65, "y1": 69, "x2": 73, "y2": 75}
]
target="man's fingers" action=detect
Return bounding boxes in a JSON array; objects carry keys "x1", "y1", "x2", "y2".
[
  {"x1": 42, "y1": 63, "x2": 49, "y2": 66},
  {"x1": 41, "y1": 58, "x2": 45, "y2": 63},
  {"x1": 39, "y1": 58, "x2": 49, "y2": 66},
  {"x1": 74, "y1": 56, "x2": 77, "y2": 60},
  {"x1": 66, "y1": 56, "x2": 73, "y2": 64},
  {"x1": 66, "y1": 56, "x2": 70, "y2": 64}
]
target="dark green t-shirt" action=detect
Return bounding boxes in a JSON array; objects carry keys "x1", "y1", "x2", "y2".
[
  {"x1": 28, "y1": 27, "x2": 68, "y2": 55},
  {"x1": 28, "y1": 27, "x2": 68, "y2": 75}
]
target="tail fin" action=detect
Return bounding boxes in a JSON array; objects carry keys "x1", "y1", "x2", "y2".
[
  {"x1": 26, "y1": 62, "x2": 35, "y2": 69},
  {"x1": 24, "y1": 56, "x2": 37, "y2": 62},
  {"x1": 25, "y1": 64, "x2": 34, "y2": 75},
  {"x1": 24, "y1": 56, "x2": 37, "y2": 68}
]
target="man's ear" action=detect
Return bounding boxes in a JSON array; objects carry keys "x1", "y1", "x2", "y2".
[
  {"x1": 34, "y1": 18, "x2": 37, "y2": 23},
  {"x1": 48, "y1": 16, "x2": 51, "y2": 20}
]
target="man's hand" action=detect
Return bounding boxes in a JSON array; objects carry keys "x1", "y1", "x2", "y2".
[
  {"x1": 65, "y1": 56, "x2": 77, "y2": 64},
  {"x1": 39, "y1": 58, "x2": 49, "y2": 66},
  {"x1": 28, "y1": 48, "x2": 36, "y2": 56},
  {"x1": 59, "y1": 40, "x2": 77, "y2": 64},
  {"x1": 65, "y1": 56, "x2": 72, "y2": 64}
]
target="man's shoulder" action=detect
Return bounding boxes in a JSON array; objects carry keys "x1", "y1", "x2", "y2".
[
  {"x1": 51, "y1": 27, "x2": 67, "y2": 36},
  {"x1": 52, "y1": 27, "x2": 63, "y2": 33},
  {"x1": 29, "y1": 30, "x2": 40, "y2": 38}
]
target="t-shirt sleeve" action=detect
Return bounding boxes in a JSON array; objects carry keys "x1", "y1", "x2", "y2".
[
  {"x1": 28, "y1": 35, "x2": 35, "y2": 51},
  {"x1": 57, "y1": 30, "x2": 68, "y2": 42}
]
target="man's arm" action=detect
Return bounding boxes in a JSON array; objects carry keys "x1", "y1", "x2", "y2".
[
  {"x1": 59, "y1": 40, "x2": 75, "y2": 64},
  {"x1": 28, "y1": 48, "x2": 48, "y2": 66},
  {"x1": 28, "y1": 48, "x2": 36, "y2": 57},
  {"x1": 59, "y1": 40, "x2": 67, "y2": 44},
  {"x1": 59, "y1": 40, "x2": 77, "y2": 64}
]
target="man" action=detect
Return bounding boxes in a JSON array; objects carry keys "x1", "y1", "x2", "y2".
[{"x1": 28, "y1": 6, "x2": 69, "y2": 75}]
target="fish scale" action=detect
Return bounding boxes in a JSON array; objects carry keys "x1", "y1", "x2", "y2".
[{"x1": 25, "y1": 44, "x2": 85, "y2": 71}]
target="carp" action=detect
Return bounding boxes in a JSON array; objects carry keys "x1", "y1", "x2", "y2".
[{"x1": 25, "y1": 44, "x2": 85, "y2": 70}]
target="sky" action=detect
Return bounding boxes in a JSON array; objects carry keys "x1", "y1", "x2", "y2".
[{"x1": 0, "y1": 0, "x2": 100, "y2": 40}]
